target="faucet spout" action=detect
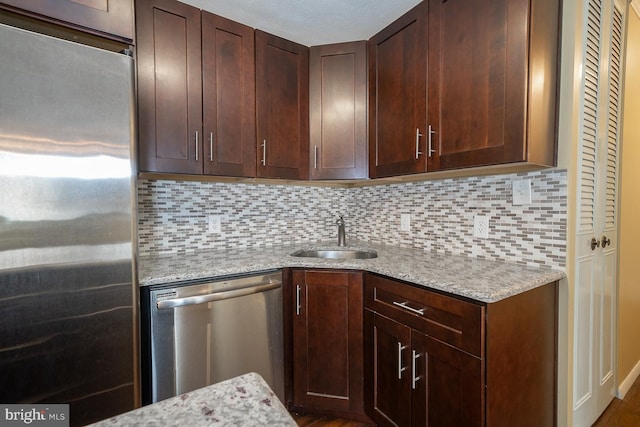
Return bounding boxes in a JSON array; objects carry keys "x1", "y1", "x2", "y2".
[{"x1": 337, "y1": 216, "x2": 346, "y2": 247}]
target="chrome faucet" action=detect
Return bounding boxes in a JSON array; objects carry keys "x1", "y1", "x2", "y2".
[{"x1": 337, "y1": 216, "x2": 346, "y2": 247}]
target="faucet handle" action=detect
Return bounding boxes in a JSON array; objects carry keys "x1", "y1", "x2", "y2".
[{"x1": 336, "y1": 216, "x2": 345, "y2": 225}]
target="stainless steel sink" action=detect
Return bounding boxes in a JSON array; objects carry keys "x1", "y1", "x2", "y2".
[{"x1": 290, "y1": 249, "x2": 378, "y2": 259}]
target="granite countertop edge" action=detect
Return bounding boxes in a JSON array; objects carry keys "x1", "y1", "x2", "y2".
[
  {"x1": 138, "y1": 242, "x2": 566, "y2": 303},
  {"x1": 85, "y1": 372, "x2": 296, "y2": 427}
]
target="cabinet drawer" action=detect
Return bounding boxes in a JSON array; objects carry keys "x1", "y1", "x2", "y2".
[{"x1": 364, "y1": 273, "x2": 484, "y2": 357}]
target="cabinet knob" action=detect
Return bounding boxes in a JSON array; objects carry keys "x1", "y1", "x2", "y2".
[
  {"x1": 590, "y1": 237, "x2": 601, "y2": 251},
  {"x1": 602, "y1": 235, "x2": 611, "y2": 248}
]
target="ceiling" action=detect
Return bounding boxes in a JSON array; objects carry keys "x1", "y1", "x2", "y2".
[{"x1": 179, "y1": 0, "x2": 422, "y2": 46}]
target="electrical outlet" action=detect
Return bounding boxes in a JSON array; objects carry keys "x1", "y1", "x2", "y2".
[
  {"x1": 400, "y1": 214, "x2": 411, "y2": 232},
  {"x1": 208, "y1": 215, "x2": 222, "y2": 234},
  {"x1": 512, "y1": 179, "x2": 532, "y2": 205},
  {"x1": 473, "y1": 215, "x2": 489, "y2": 239}
]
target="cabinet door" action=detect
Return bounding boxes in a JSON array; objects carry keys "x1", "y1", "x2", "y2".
[
  {"x1": 364, "y1": 310, "x2": 411, "y2": 427},
  {"x1": 136, "y1": 0, "x2": 202, "y2": 174},
  {"x1": 427, "y1": 0, "x2": 558, "y2": 170},
  {"x1": 309, "y1": 41, "x2": 367, "y2": 180},
  {"x1": 0, "y1": 0, "x2": 133, "y2": 41},
  {"x1": 368, "y1": 2, "x2": 427, "y2": 178},
  {"x1": 255, "y1": 30, "x2": 309, "y2": 179},
  {"x1": 411, "y1": 331, "x2": 484, "y2": 427},
  {"x1": 202, "y1": 12, "x2": 256, "y2": 177},
  {"x1": 291, "y1": 270, "x2": 364, "y2": 416}
]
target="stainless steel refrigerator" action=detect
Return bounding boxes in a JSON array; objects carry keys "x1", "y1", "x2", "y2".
[{"x1": 0, "y1": 23, "x2": 137, "y2": 426}]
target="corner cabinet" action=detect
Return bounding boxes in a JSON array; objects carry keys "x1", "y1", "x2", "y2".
[
  {"x1": 364, "y1": 273, "x2": 558, "y2": 427},
  {"x1": 369, "y1": 0, "x2": 560, "y2": 178},
  {"x1": 309, "y1": 41, "x2": 368, "y2": 180},
  {"x1": 256, "y1": 30, "x2": 309, "y2": 180},
  {"x1": 136, "y1": 0, "x2": 255, "y2": 177},
  {"x1": 288, "y1": 269, "x2": 367, "y2": 421},
  {"x1": 0, "y1": 0, "x2": 134, "y2": 42}
]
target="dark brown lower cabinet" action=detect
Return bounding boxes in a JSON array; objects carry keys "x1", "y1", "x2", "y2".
[
  {"x1": 364, "y1": 311, "x2": 483, "y2": 427},
  {"x1": 364, "y1": 273, "x2": 558, "y2": 427},
  {"x1": 285, "y1": 270, "x2": 557, "y2": 426},
  {"x1": 289, "y1": 269, "x2": 367, "y2": 421}
]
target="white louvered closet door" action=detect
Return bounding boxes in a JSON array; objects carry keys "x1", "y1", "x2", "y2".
[{"x1": 573, "y1": 0, "x2": 626, "y2": 425}]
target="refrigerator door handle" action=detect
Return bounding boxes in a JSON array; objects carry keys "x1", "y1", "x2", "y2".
[{"x1": 156, "y1": 281, "x2": 281, "y2": 309}]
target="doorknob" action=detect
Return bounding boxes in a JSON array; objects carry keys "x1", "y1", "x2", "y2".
[
  {"x1": 591, "y1": 237, "x2": 601, "y2": 251},
  {"x1": 602, "y1": 235, "x2": 611, "y2": 248}
]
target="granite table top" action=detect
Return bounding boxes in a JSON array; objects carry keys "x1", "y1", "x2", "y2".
[
  {"x1": 138, "y1": 241, "x2": 565, "y2": 303},
  {"x1": 86, "y1": 372, "x2": 296, "y2": 427}
]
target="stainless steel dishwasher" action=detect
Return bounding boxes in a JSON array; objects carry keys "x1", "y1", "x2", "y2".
[{"x1": 140, "y1": 270, "x2": 284, "y2": 404}]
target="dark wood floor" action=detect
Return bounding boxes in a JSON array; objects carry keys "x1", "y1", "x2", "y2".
[
  {"x1": 291, "y1": 413, "x2": 369, "y2": 427},
  {"x1": 593, "y1": 374, "x2": 640, "y2": 426},
  {"x1": 292, "y1": 374, "x2": 640, "y2": 427}
]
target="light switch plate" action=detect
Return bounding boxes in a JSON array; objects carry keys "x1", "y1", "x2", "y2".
[
  {"x1": 400, "y1": 214, "x2": 411, "y2": 232},
  {"x1": 512, "y1": 179, "x2": 532, "y2": 205}
]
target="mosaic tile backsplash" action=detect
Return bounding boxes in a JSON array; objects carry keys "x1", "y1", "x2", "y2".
[{"x1": 137, "y1": 169, "x2": 567, "y2": 269}]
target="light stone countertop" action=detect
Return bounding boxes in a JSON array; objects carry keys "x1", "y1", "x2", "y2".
[
  {"x1": 86, "y1": 372, "x2": 296, "y2": 427},
  {"x1": 138, "y1": 242, "x2": 565, "y2": 303}
]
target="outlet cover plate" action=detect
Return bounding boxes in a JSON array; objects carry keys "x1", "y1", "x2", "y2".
[
  {"x1": 208, "y1": 215, "x2": 222, "y2": 234},
  {"x1": 474, "y1": 215, "x2": 489, "y2": 239}
]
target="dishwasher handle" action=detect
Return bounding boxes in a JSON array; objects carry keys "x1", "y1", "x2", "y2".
[{"x1": 156, "y1": 281, "x2": 282, "y2": 310}]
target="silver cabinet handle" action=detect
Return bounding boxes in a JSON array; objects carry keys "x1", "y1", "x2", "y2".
[
  {"x1": 392, "y1": 301, "x2": 425, "y2": 316},
  {"x1": 261, "y1": 139, "x2": 267, "y2": 166},
  {"x1": 412, "y1": 350, "x2": 422, "y2": 390},
  {"x1": 415, "y1": 128, "x2": 423, "y2": 159},
  {"x1": 428, "y1": 125, "x2": 436, "y2": 157},
  {"x1": 296, "y1": 284, "x2": 301, "y2": 315},
  {"x1": 314, "y1": 145, "x2": 318, "y2": 169},
  {"x1": 209, "y1": 132, "x2": 214, "y2": 162},
  {"x1": 195, "y1": 130, "x2": 199, "y2": 161},
  {"x1": 157, "y1": 281, "x2": 281, "y2": 309},
  {"x1": 397, "y1": 342, "x2": 407, "y2": 379}
]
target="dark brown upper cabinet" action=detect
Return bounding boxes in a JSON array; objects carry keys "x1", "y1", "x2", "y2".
[
  {"x1": 136, "y1": 0, "x2": 202, "y2": 174},
  {"x1": 368, "y1": 2, "x2": 428, "y2": 179},
  {"x1": 255, "y1": 30, "x2": 309, "y2": 180},
  {"x1": 369, "y1": 0, "x2": 559, "y2": 178},
  {"x1": 202, "y1": 12, "x2": 256, "y2": 177},
  {"x1": 0, "y1": 0, "x2": 134, "y2": 42},
  {"x1": 136, "y1": 0, "x2": 558, "y2": 181},
  {"x1": 309, "y1": 41, "x2": 368, "y2": 180},
  {"x1": 426, "y1": 0, "x2": 559, "y2": 171},
  {"x1": 137, "y1": 0, "x2": 256, "y2": 177}
]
